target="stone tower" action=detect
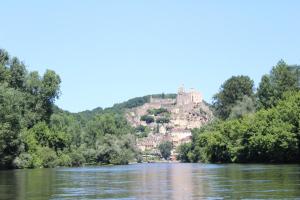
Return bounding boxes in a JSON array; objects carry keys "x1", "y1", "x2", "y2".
[{"x1": 176, "y1": 86, "x2": 203, "y2": 106}]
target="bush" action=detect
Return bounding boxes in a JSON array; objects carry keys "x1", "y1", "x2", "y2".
[
  {"x1": 38, "y1": 147, "x2": 58, "y2": 168},
  {"x1": 13, "y1": 153, "x2": 33, "y2": 169},
  {"x1": 140, "y1": 115, "x2": 154, "y2": 124},
  {"x1": 176, "y1": 143, "x2": 192, "y2": 162},
  {"x1": 57, "y1": 153, "x2": 72, "y2": 167},
  {"x1": 109, "y1": 149, "x2": 133, "y2": 165},
  {"x1": 82, "y1": 148, "x2": 97, "y2": 164},
  {"x1": 156, "y1": 117, "x2": 170, "y2": 124},
  {"x1": 148, "y1": 108, "x2": 168, "y2": 116},
  {"x1": 69, "y1": 150, "x2": 85, "y2": 167},
  {"x1": 135, "y1": 125, "x2": 150, "y2": 138},
  {"x1": 158, "y1": 141, "x2": 173, "y2": 160}
]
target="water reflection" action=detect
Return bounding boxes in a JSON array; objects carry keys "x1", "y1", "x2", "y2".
[
  {"x1": 0, "y1": 168, "x2": 56, "y2": 200},
  {"x1": 0, "y1": 163, "x2": 299, "y2": 200}
]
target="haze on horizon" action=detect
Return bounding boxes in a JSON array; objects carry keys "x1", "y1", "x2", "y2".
[{"x1": 1, "y1": 1, "x2": 300, "y2": 112}]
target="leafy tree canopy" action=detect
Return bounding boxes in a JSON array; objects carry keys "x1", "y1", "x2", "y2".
[{"x1": 213, "y1": 75, "x2": 255, "y2": 119}]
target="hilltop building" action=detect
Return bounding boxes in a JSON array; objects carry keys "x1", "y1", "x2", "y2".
[{"x1": 176, "y1": 86, "x2": 203, "y2": 106}]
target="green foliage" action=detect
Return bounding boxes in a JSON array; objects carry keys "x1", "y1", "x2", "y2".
[
  {"x1": 258, "y1": 60, "x2": 299, "y2": 109},
  {"x1": 196, "y1": 131, "x2": 230, "y2": 163},
  {"x1": 40, "y1": 70, "x2": 61, "y2": 122},
  {"x1": 156, "y1": 117, "x2": 170, "y2": 124},
  {"x1": 9, "y1": 57, "x2": 27, "y2": 89},
  {"x1": 287, "y1": 65, "x2": 300, "y2": 88},
  {"x1": 69, "y1": 150, "x2": 85, "y2": 167},
  {"x1": 88, "y1": 134, "x2": 136, "y2": 165},
  {"x1": 140, "y1": 115, "x2": 155, "y2": 124},
  {"x1": 0, "y1": 49, "x2": 74, "y2": 169},
  {"x1": 135, "y1": 125, "x2": 150, "y2": 138},
  {"x1": 38, "y1": 147, "x2": 58, "y2": 168},
  {"x1": 113, "y1": 96, "x2": 149, "y2": 110},
  {"x1": 57, "y1": 153, "x2": 72, "y2": 167},
  {"x1": 229, "y1": 96, "x2": 256, "y2": 119},
  {"x1": 176, "y1": 143, "x2": 192, "y2": 162},
  {"x1": 111, "y1": 93, "x2": 176, "y2": 111},
  {"x1": 213, "y1": 75, "x2": 254, "y2": 120},
  {"x1": 158, "y1": 141, "x2": 173, "y2": 160},
  {"x1": 180, "y1": 91, "x2": 300, "y2": 163},
  {"x1": 147, "y1": 108, "x2": 168, "y2": 116},
  {"x1": 13, "y1": 153, "x2": 34, "y2": 169},
  {"x1": 0, "y1": 84, "x2": 23, "y2": 168}
]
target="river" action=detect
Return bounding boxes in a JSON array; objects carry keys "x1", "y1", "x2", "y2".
[{"x1": 0, "y1": 163, "x2": 299, "y2": 200}]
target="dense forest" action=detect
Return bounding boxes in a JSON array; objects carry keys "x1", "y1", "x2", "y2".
[{"x1": 177, "y1": 61, "x2": 300, "y2": 163}]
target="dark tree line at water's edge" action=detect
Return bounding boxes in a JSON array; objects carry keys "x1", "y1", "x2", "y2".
[{"x1": 177, "y1": 61, "x2": 300, "y2": 163}]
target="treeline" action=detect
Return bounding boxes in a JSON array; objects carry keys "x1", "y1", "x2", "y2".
[
  {"x1": 0, "y1": 49, "x2": 139, "y2": 169},
  {"x1": 110, "y1": 93, "x2": 177, "y2": 111},
  {"x1": 177, "y1": 60, "x2": 300, "y2": 163}
]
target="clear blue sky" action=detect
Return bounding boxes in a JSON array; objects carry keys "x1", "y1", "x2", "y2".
[{"x1": 1, "y1": 1, "x2": 300, "y2": 112}]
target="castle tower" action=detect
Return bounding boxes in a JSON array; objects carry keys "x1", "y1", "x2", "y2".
[
  {"x1": 178, "y1": 85, "x2": 185, "y2": 94},
  {"x1": 150, "y1": 95, "x2": 153, "y2": 103},
  {"x1": 190, "y1": 89, "x2": 202, "y2": 104},
  {"x1": 176, "y1": 86, "x2": 203, "y2": 106},
  {"x1": 177, "y1": 85, "x2": 187, "y2": 106}
]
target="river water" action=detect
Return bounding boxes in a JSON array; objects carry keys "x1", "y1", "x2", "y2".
[{"x1": 0, "y1": 163, "x2": 299, "y2": 200}]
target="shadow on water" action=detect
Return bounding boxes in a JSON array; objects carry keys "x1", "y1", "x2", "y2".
[{"x1": 0, "y1": 163, "x2": 299, "y2": 200}]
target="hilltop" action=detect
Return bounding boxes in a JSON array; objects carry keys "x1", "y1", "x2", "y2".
[{"x1": 125, "y1": 86, "x2": 213, "y2": 160}]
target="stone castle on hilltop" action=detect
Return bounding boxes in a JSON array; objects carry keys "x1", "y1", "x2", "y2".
[
  {"x1": 149, "y1": 86, "x2": 203, "y2": 106},
  {"x1": 176, "y1": 86, "x2": 203, "y2": 106}
]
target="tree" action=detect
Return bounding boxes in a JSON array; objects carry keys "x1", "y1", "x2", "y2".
[
  {"x1": 140, "y1": 115, "x2": 155, "y2": 124},
  {"x1": 287, "y1": 65, "x2": 300, "y2": 88},
  {"x1": 158, "y1": 141, "x2": 173, "y2": 160},
  {"x1": 189, "y1": 91, "x2": 300, "y2": 164},
  {"x1": 26, "y1": 71, "x2": 42, "y2": 96},
  {"x1": 213, "y1": 75, "x2": 254, "y2": 119},
  {"x1": 156, "y1": 117, "x2": 170, "y2": 124},
  {"x1": 0, "y1": 49, "x2": 64, "y2": 169},
  {"x1": 0, "y1": 49, "x2": 10, "y2": 83},
  {"x1": 229, "y1": 96, "x2": 256, "y2": 119},
  {"x1": 40, "y1": 70, "x2": 61, "y2": 122},
  {"x1": 271, "y1": 60, "x2": 298, "y2": 95},
  {"x1": 257, "y1": 75, "x2": 275, "y2": 109},
  {"x1": 176, "y1": 143, "x2": 192, "y2": 162},
  {"x1": 135, "y1": 125, "x2": 150, "y2": 138},
  {"x1": 0, "y1": 49, "x2": 9, "y2": 66},
  {"x1": 9, "y1": 57, "x2": 27, "y2": 89},
  {"x1": 0, "y1": 85, "x2": 23, "y2": 168},
  {"x1": 147, "y1": 108, "x2": 168, "y2": 116},
  {"x1": 258, "y1": 60, "x2": 298, "y2": 109}
]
